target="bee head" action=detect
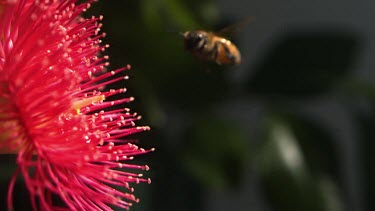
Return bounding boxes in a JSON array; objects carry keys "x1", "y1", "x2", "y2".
[{"x1": 183, "y1": 31, "x2": 205, "y2": 51}]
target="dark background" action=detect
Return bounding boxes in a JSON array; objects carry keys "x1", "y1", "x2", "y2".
[{"x1": 2, "y1": 0, "x2": 375, "y2": 211}]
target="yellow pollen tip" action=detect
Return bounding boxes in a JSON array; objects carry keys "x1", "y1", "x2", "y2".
[{"x1": 72, "y1": 95, "x2": 105, "y2": 114}]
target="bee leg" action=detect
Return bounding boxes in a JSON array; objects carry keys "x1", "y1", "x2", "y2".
[
  {"x1": 213, "y1": 42, "x2": 222, "y2": 65},
  {"x1": 197, "y1": 36, "x2": 208, "y2": 53},
  {"x1": 223, "y1": 45, "x2": 236, "y2": 63}
]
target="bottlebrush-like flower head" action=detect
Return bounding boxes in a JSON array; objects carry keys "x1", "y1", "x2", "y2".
[{"x1": 0, "y1": 0, "x2": 152, "y2": 210}]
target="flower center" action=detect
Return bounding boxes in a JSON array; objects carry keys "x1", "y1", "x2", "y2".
[{"x1": 0, "y1": 94, "x2": 105, "y2": 154}]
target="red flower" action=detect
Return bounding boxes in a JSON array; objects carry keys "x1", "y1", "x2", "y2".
[{"x1": 0, "y1": 0, "x2": 152, "y2": 210}]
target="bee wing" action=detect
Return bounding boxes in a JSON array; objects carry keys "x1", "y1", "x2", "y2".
[{"x1": 216, "y1": 16, "x2": 255, "y2": 37}]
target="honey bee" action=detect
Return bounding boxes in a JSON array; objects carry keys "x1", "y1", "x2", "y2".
[
  {"x1": 183, "y1": 30, "x2": 241, "y2": 65},
  {"x1": 182, "y1": 17, "x2": 254, "y2": 65}
]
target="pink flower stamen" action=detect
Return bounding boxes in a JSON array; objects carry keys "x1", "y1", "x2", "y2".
[{"x1": 0, "y1": 0, "x2": 152, "y2": 210}]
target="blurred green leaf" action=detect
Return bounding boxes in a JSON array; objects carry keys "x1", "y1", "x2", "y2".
[
  {"x1": 0, "y1": 155, "x2": 32, "y2": 211},
  {"x1": 258, "y1": 117, "x2": 342, "y2": 211},
  {"x1": 341, "y1": 78, "x2": 375, "y2": 100},
  {"x1": 140, "y1": 0, "x2": 203, "y2": 32},
  {"x1": 140, "y1": 0, "x2": 164, "y2": 32},
  {"x1": 356, "y1": 109, "x2": 375, "y2": 211},
  {"x1": 161, "y1": 0, "x2": 201, "y2": 29},
  {"x1": 183, "y1": 115, "x2": 250, "y2": 189},
  {"x1": 150, "y1": 146, "x2": 204, "y2": 211},
  {"x1": 246, "y1": 30, "x2": 360, "y2": 98},
  {"x1": 283, "y1": 111, "x2": 340, "y2": 180}
]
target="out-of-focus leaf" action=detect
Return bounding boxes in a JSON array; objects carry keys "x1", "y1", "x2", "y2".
[
  {"x1": 150, "y1": 146, "x2": 204, "y2": 211},
  {"x1": 283, "y1": 112, "x2": 340, "y2": 180},
  {"x1": 0, "y1": 155, "x2": 17, "y2": 181},
  {"x1": 341, "y1": 78, "x2": 375, "y2": 100},
  {"x1": 182, "y1": 115, "x2": 250, "y2": 189},
  {"x1": 258, "y1": 117, "x2": 342, "y2": 211},
  {"x1": 356, "y1": 109, "x2": 375, "y2": 211},
  {"x1": 161, "y1": 69, "x2": 230, "y2": 110},
  {"x1": 140, "y1": 0, "x2": 164, "y2": 32},
  {"x1": 246, "y1": 30, "x2": 360, "y2": 97},
  {"x1": 0, "y1": 155, "x2": 32, "y2": 211},
  {"x1": 318, "y1": 176, "x2": 344, "y2": 211},
  {"x1": 141, "y1": 0, "x2": 203, "y2": 32},
  {"x1": 162, "y1": 0, "x2": 201, "y2": 29}
]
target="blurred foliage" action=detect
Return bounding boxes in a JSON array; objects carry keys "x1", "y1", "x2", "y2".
[
  {"x1": 357, "y1": 109, "x2": 375, "y2": 211},
  {"x1": 183, "y1": 115, "x2": 249, "y2": 189},
  {"x1": 2, "y1": 0, "x2": 374, "y2": 211},
  {"x1": 259, "y1": 116, "x2": 343, "y2": 211},
  {"x1": 246, "y1": 30, "x2": 359, "y2": 97}
]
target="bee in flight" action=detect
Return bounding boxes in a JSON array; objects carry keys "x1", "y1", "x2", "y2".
[
  {"x1": 182, "y1": 17, "x2": 254, "y2": 65},
  {"x1": 183, "y1": 30, "x2": 241, "y2": 65}
]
